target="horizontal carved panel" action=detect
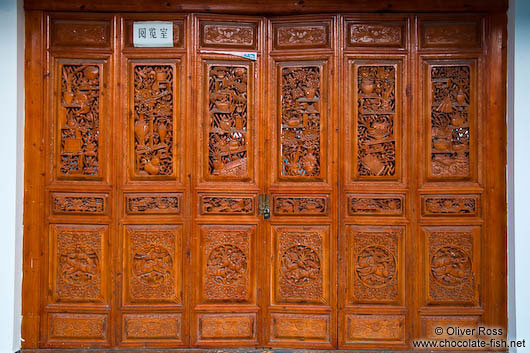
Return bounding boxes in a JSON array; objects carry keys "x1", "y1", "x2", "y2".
[
  {"x1": 421, "y1": 194, "x2": 480, "y2": 216},
  {"x1": 199, "y1": 195, "x2": 254, "y2": 215},
  {"x1": 198, "y1": 313, "x2": 256, "y2": 340},
  {"x1": 420, "y1": 20, "x2": 481, "y2": 49},
  {"x1": 125, "y1": 193, "x2": 181, "y2": 215},
  {"x1": 273, "y1": 22, "x2": 330, "y2": 50},
  {"x1": 273, "y1": 194, "x2": 329, "y2": 216},
  {"x1": 200, "y1": 21, "x2": 257, "y2": 49},
  {"x1": 51, "y1": 192, "x2": 108, "y2": 215},
  {"x1": 51, "y1": 19, "x2": 111, "y2": 48},
  {"x1": 122, "y1": 313, "x2": 182, "y2": 341},
  {"x1": 421, "y1": 315, "x2": 480, "y2": 339},
  {"x1": 345, "y1": 314, "x2": 405, "y2": 343},
  {"x1": 271, "y1": 313, "x2": 330, "y2": 342},
  {"x1": 124, "y1": 19, "x2": 184, "y2": 48},
  {"x1": 48, "y1": 313, "x2": 108, "y2": 341},
  {"x1": 346, "y1": 22, "x2": 404, "y2": 48},
  {"x1": 348, "y1": 194, "x2": 404, "y2": 216}
]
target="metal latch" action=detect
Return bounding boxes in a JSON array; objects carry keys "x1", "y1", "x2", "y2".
[{"x1": 258, "y1": 194, "x2": 270, "y2": 220}]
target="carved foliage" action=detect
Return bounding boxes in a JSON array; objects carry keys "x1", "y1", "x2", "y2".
[
  {"x1": 422, "y1": 22, "x2": 481, "y2": 48},
  {"x1": 125, "y1": 193, "x2": 180, "y2": 215},
  {"x1": 351, "y1": 227, "x2": 400, "y2": 302},
  {"x1": 427, "y1": 228, "x2": 475, "y2": 303},
  {"x1": 348, "y1": 23, "x2": 403, "y2": 47},
  {"x1": 199, "y1": 314, "x2": 255, "y2": 340},
  {"x1": 271, "y1": 314, "x2": 329, "y2": 340},
  {"x1": 275, "y1": 24, "x2": 328, "y2": 49},
  {"x1": 207, "y1": 65, "x2": 249, "y2": 178},
  {"x1": 280, "y1": 66, "x2": 322, "y2": 178},
  {"x1": 201, "y1": 23, "x2": 256, "y2": 48},
  {"x1": 59, "y1": 64, "x2": 101, "y2": 177},
  {"x1": 273, "y1": 195, "x2": 328, "y2": 215},
  {"x1": 123, "y1": 313, "x2": 181, "y2": 340},
  {"x1": 52, "y1": 193, "x2": 106, "y2": 215},
  {"x1": 348, "y1": 195, "x2": 403, "y2": 216},
  {"x1": 53, "y1": 225, "x2": 105, "y2": 303},
  {"x1": 346, "y1": 314, "x2": 404, "y2": 342},
  {"x1": 356, "y1": 65, "x2": 397, "y2": 178},
  {"x1": 133, "y1": 65, "x2": 175, "y2": 177},
  {"x1": 126, "y1": 225, "x2": 180, "y2": 303},
  {"x1": 430, "y1": 65, "x2": 471, "y2": 178},
  {"x1": 202, "y1": 226, "x2": 252, "y2": 302},
  {"x1": 277, "y1": 229, "x2": 324, "y2": 302},
  {"x1": 199, "y1": 196, "x2": 253, "y2": 215},
  {"x1": 49, "y1": 313, "x2": 107, "y2": 340},
  {"x1": 422, "y1": 195, "x2": 479, "y2": 216}
]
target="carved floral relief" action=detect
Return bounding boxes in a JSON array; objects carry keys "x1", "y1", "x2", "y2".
[
  {"x1": 273, "y1": 195, "x2": 328, "y2": 215},
  {"x1": 125, "y1": 193, "x2": 180, "y2": 215},
  {"x1": 348, "y1": 195, "x2": 403, "y2": 216},
  {"x1": 199, "y1": 196, "x2": 253, "y2": 215},
  {"x1": 422, "y1": 195, "x2": 478, "y2": 216},
  {"x1": 202, "y1": 23, "x2": 255, "y2": 48},
  {"x1": 275, "y1": 25, "x2": 328, "y2": 48},
  {"x1": 52, "y1": 193, "x2": 106, "y2": 215},
  {"x1": 348, "y1": 23, "x2": 403, "y2": 47}
]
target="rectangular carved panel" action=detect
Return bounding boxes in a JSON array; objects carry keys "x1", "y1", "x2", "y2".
[
  {"x1": 131, "y1": 63, "x2": 177, "y2": 179},
  {"x1": 421, "y1": 194, "x2": 480, "y2": 216},
  {"x1": 51, "y1": 19, "x2": 111, "y2": 48},
  {"x1": 346, "y1": 22, "x2": 404, "y2": 48},
  {"x1": 273, "y1": 194, "x2": 329, "y2": 216},
  {"x1": 273, "y1": 226, "x2": 329, "y2": 304},
  {"x1": 353, "y1": 62, "x2": 399, "y2": 180},
  {"x1": 206, "y1": 63, "x2": 251, "y2": 179},
  {"x1": 57, "y1": 63, "x2": 103, "y2": 179},
  {"x1": 348, "y1": 194, "x2": 404, "y2": 216},
  {"x1": 279, "y1": 64, "x2": 324, "y2": 180},
  {"x1": 51, "y1": 192, "x2": 108, "y2": 215},
  {"x1": 50, "y1": 224, "x2": 107, "y2": 303},
  {"x1": 428, "y1": 63, "x2": 474, "y2": 179},
  {"x1": 125, "y1": 193, "x2": 181, "y2": 215},
  {"x1": 273, "y1": 22, "x2": 330, "y2": 50},
  {"x1": 124, "y1": 19, "x2": 184, "y2": 48},
  {"x1": 424, "y1": 226, "x2": 479, "y2": 304},
  {"x1": 420, "y1": 21, "x2": 481, "y2": 49},
  {"x1": 349, "y1": 226, "x2": 402, "y2": 303},
  {"x1": 200, "y1": 21, "x2": 257, "y2": 49},
  {"x1": 122, "y1": 313, "x2": 182, "y2": 341},
  {"x1": 421, "y1": 315, "x2": 480, "y2": 339},
  {"x1": 48, "y1": 313, "x2": 108, "y2": 341},
  {"x1": 199, "y1": 195, "x2": 254, "y2": 215},
  {"x1": 124, "y1": 225, "x2": 181, "y2": 304},
  {"x1": 198, "y1": 313, "x2": 256, "y2": 340},
  {"x1": 271, "y1": 313, "x2": 330, "y2": 342},
  {"x1": 345, "y1": 314, "x2": 405, "y2": 343},
  {"x1": 201, "y1": 225, "x2": 254, "y2": 302}
]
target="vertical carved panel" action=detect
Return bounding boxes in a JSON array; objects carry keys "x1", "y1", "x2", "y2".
[
  {"x1": 280, "y1": 65, "x2": 323, "y2": 179},
  {"x1": 132, "y1": 64, "x2": 176, "y2": 178},
  {"x1": 206, "y1": 64, "x2": 250, "y2": 179},
  {"x1": 51, "y1": 225, "x2": 107, "y2": 303},
  {"x1": 201, "y1": 225, "x2": 253, "y2": 302},
  {"x1": 125, "y1": 225, "x2": 181, "y2": 304},
  {"x1": 350, "y1": 226, "x2": 401, "y2": 303},
  {"x1": 354, "y1": 64, "x2": 398, "y2": 179},
  {"x1": 274, "y1": 226, "x2": 328, "y2": 304},
  {"x1": 58, "y1": 64, "x2": 102, "y2": 178},
  {"x1": 428, "y1": 64, "x2": 472, "y2": 179},
  {"x1": 425, "y1": 227, "x2": 478, "y2": 304}
]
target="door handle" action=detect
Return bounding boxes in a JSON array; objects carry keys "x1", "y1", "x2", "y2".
[{"x1": 258, "y1": 194, "x2": 271, "y2": 220}]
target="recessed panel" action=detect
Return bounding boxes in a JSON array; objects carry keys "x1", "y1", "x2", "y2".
[
  {"x1": 197, "y1": 313, "x2": 256, "y2": 341},
  {"x1": 199, "y1": 195, "x2": 255, "y2": 215},
  {"x1": 421, "y1": 194, "x2": 480, "y2": 217},
  {"x1": 122, "y1": 313, "x2": 182, "y2": 342},
  {"x1": 51, "y1": 192, "x2": 108, "y2": 216},
  {"x1": 124, "y1": 193, "x2": 181, "y2": 215},
  {"x1": 51, "y1": 19, "x2": 111, "y2": 48},
  {"x1": 345, "y1": 314, "x2": 405, "y2": 343},
  {"x1": 273, "y1": 22, "x2": 331, "y2": 50},
  {"x1": 272, "y1": 194, "x2": 329, "y2": 216},
  {"x1": 420, "y1": 20, "x2": 482, "y2": 49},
  {"x1": 47, "y1": 313, "x2": 108, "y2": 343},
  {"x1": 346, "y1": 21, "x2": 405, "y2": 48},
  {"x1": 347, "y1": 194, "x2": 404, "y2": 216},
  {"x1": 199, "y1": 21, "x2": 257, "y2": 49},
  {"x1": 270, "y1": 313, "x2": 330, "y2": 342}
]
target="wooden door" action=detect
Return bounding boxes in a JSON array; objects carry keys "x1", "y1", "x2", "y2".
[{"x1": 22, "y1": 5, "x2": 508, "y2": 351}]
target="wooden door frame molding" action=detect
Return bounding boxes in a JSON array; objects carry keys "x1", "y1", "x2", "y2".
[{"x1": 23, "y1": 1, "x2": 508, "y2": 350}]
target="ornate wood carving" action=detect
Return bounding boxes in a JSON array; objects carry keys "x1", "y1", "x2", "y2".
[
  {"x1": 201, "y1": 22, "x2": 256, "y2": 49},
  {"x1": 52, "y1": 192, "x2": 107, "y2": 215},
  {"x1": 125, "y1": 225, "x2": 180, "y2": 304},
  {"x1": 199, "y1": 195, "x2": 254, "y2": 215},
  {"x1": 132, "y1": 64, "x2": 175, "y2": 178},
  {"x1": 198, "y1": 314, "x2": 255, "y2": 340},
  {"x1": 207, "y1": 64, "x2": 250, "y2": 178},
  {"x1": 350, "y1": 227, "x2": 401, "y2": 303},
  {"x1": 52, "y1": 225, "x2": 106, "y2": 303},
  {"x1": 271, "y1": 314, "x2": 329, "y2": 341},
  {"x1": 348, "y1": 194, "x2": 403, "y2": 216},
  {"x1": 48, "y1": 313, "x2": 107, "y2": 340},
  {"x1": 347, "y1": 22, "x2": 403, "y2": 47},
  {"x1": 274, "y1": 24, "x2": 329, "y2": 49},
  {"x1": 429, "y1": 64, "x2": 472, "y2": 179},
  {"x1": 51, "y1": 20, "x2": 110, "y2": 48},
  {"x1": 273, "y1": 195, "x2": 328, "y2": 215},
  {"x1": 123, "y1": 313, "x2": 181, "y2": 340},
  {"x1": 346, "y1": 314, "x2": 404, "y2": 342},
  {"x1": 426, "y1": 227, "x2": 477, "y2": 303},
  {"x1": 421, "y1": 21, "x2": 481, "y2": 49},
  {"x1": 58, "y1": 64, "x2": 102, "y2": 178},
  {"x1": 202, "y1": 226, "x2": 253, "y2": 302},
  {"x1": 355, "y1": 64, "x2": 397, "y2": 179},
  {"x1": 280, "y1": 65, "x2": 323, "y2": 179},
  {"x1": 421, "y1": 315, "x2": 480, "y2": 339},
  {"x1": 422, "y1": 194, "x2": 479, "y2": 216},
  {"x1": 125, "y1": 193, "x2": 181, "y2": 215}
]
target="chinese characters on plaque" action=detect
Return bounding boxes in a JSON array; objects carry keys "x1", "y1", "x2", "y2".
[{"x1": 133, "y1": 21, "x2": 173, "y2": 47}]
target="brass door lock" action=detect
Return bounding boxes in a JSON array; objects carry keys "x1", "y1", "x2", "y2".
[{"x1": 258, "y1": 194, "x2": 270, "y2": 219}]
